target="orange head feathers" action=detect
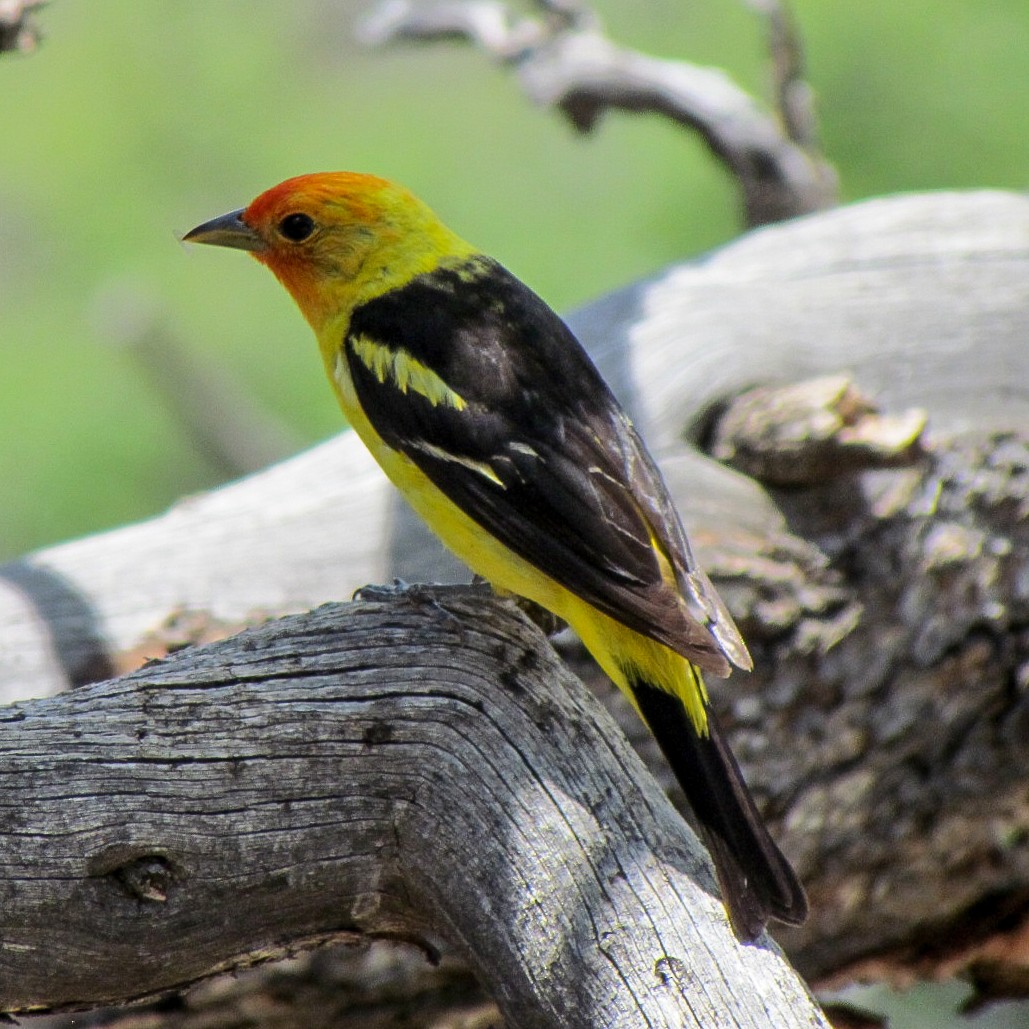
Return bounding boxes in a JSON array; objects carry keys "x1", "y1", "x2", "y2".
[
  {"x1": 243, "y1": 171, "x2": 395, "y2": 229},
  {"x1": 184, "y1": 172, "x2": 475, "y2": 332}
]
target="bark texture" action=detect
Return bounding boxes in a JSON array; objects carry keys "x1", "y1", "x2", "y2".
[{"x1": 0, "y1": 590, "x2": 826, "y2": 1027}]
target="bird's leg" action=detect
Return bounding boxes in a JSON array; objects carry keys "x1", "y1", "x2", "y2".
[
  {"x1": 354, "y1": 579, "x2": 489, "y2": 632},
  {"x1": 352, "y1": 577, "x2": 414, "y2": 602}
]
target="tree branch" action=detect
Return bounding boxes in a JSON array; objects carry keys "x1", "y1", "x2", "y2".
[
  {"x1": 358, "y1": 0, "x2": 837, "y2": 226},
  {"x1": 0, "y1": 588, "x2": 826, "y2": 1027},
  {"x1": 745, "y1": 0, "x2": 820, "y2": 149}
]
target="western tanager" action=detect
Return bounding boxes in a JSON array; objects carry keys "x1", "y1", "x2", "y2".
[{"x1": 184, "y1": 172, "x2": 807, "y2": 939}]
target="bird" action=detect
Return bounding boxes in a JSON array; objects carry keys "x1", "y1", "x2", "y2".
[{"x1": 184, "y1": 172, "x2": 807, "y2": 940}]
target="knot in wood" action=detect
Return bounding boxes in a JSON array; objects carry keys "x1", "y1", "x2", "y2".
[
  {"x1": 88, "y1": 846, "x2": 178, "y2": 903},
  {"x1": 113, "y1": 855, "x2": 176, "y2": 903}
]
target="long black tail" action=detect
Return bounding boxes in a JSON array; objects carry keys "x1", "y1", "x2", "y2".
[{"x1": 632, "y1": 679, "x2": 808, "y2": 941}]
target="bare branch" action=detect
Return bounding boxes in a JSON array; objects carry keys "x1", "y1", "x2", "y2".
[
  {"x1": 359, "y1": 0, "x2": 543, "y2": 57},
  {"x1": 0, "y1": 588, "x2": 827, "y2": 1027},
  {"x1": 747, "y1": 0, "x2": 821, "y2": 148},
  {"x1": 359, "y1": 0, "x2": 837, "y2": 226}
]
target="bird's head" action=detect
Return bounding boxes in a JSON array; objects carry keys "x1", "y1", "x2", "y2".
[{"x1": 184, "y1": 172, "x2": 473, "y2": 332}]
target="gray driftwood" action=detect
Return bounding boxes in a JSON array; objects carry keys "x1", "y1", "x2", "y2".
[{"x1": 0, "y1": 590, "x2": 827, "y2": 1027}]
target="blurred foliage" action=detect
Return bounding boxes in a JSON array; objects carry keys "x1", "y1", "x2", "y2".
[
  {"x1": 838, "y1": 981, "x2": 1029, "y2": 1029},
  {"x1": 0, "y1": 0, "x2": 1025, "y2": 564}
]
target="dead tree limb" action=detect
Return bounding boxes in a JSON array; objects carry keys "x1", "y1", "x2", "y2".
[
  {"x1": 0, "y1": 589, "x2": 827, "y2": 1027},
  {"x1": 745, "y1": 0, "x2": 820, "y2": 150},
  {"x1": 358, "y1": 0, "x2": 838, "y2": 226}
]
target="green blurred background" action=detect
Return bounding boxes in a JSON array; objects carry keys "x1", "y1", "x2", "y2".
[
  {"x1": 1, "y1": 2, "x2": 1027, "y2": 1025},
  {"x1": 1, "y1": 0, "x2": 1025, "y2": 565}
]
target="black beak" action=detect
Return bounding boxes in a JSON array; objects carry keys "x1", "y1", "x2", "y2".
[{"x1": 182, "y1": 208, "x2": 264, "y2": 252}]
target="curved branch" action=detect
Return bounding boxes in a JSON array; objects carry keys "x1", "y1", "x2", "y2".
[
  {"x1": 359, "y1": 0, "x2": 837, "y2": 226},
  {"x1": 0, "y1": 588, "x2": 826, "y2": 1026}
]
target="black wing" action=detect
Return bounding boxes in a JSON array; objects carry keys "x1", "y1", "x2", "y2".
[{"x1": 345, "y1": 257, "x2": 748, "y2": 674}]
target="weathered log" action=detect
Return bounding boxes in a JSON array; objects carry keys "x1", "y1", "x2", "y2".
[{"x1": 0, "y1": 590, "x2": 827, "y2": 1027}]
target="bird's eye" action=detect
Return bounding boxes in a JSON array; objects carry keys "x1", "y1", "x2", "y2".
[{"x1": 278, "y1": 213, "x2": 316, "y2": 242}]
